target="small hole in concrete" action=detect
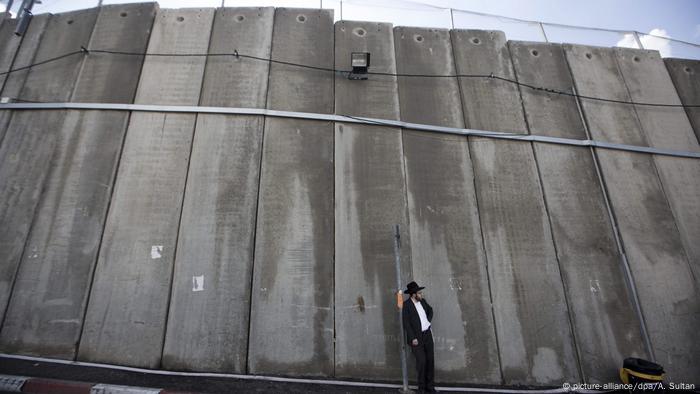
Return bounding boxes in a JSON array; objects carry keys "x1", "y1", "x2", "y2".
[
  {"x1": 471, "y1": 37, "x2": 480, "y2": 45},
  {"x1": 120, "y1": 12, "x2": 128, "y2": 17},
  {"x1": 297, "y1": 15, "x2": 306, "y2": 22},
  {"x1": 236, "y1": 15, "x2": 245, "y2": 22},
  {"x1": 176, "y1": 16, "x2": 184, "y2": 22},
  {"x1": 585, "y1": 53, "x2": 592, "y2": 59},
  {"x1": 354, "y1": 27, "x2": 366, "y2": 37},
  {"x1": 633, "y1": 56, "x2": 640, "y2": 62},
  {"x1": 67, "y1": 19, "x2": 74, "y2": 25},
  {"x1": 531, "y1": 49, "x2": 539, "y2": 56},
  {"x1": 684, "y1": 67, "x2": 691, "y2": 73},
  {"x1": 415, "y1": 35, "x2": 423, "y2": 42}
]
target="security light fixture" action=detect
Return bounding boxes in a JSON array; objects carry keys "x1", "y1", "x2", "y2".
[
  {"x1": 348, "y1": 52, "x2": 370, "y2": 80},
  {"x1": 14, "y1": 0, "x2": 41, "y2": 37}
]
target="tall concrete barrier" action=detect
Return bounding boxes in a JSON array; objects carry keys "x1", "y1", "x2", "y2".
[
  {"x1": 79, "y1": 8, "x2": 214, "y2": 368},
  {"x1": 395, "y1": 27, "x2": 501, "y2": 384},
  {"x1": 615, "y1": 48, "x2": 700, "y2": 288},
  {"x1": 665, "y1": 58, "x2": 700, "y2": 142},
  {"x1": 0, "y1": 19, "x2": 22, "y2": 93},
  {"x1": 334, "y1": 20, "x2": 411, "y2": 380},
  {"x1": 565, "y1": 44, "x2": 700, "y2": 383},
  {"x1": 0, "y1": 8, "x2": 98, "y2": 329},
  {"x1": 454, "y1": 33, "x2": 578, "y2": 385},
  {"x1": 247, "y1": 8, "x2": 335, "y2": 376},
  {"x1": 510, "y1": 41, "x2": 645, "y2": 383},
  {"x1": 0, "y1": 3, "x2": 156, "y2": 359},
  {"x1": 162, "y1": 7, "x2": 273, "y2": 373},
  {"x1": 0, "y1": 14, "x2": 49, "y2": 145}
]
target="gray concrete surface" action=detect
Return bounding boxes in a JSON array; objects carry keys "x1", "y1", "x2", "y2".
[
  {"x1": 0, "y1": 4, "x2": 699, "y2": 386},
  {"x1": 614, "y1": 48, "x2": 700, "y2": 288},
  {"x1": 333, "y1": 20, "x2": 412, "y2": 380},
  {"x1": 458, "y1": 36, "x2": 578, "y2": 385},
  {"x1": 0, "y1": 14, "x2": 49, "y2": 145},
  {"x1": 247, "y1": 8, "x2": 335, "y2": 377},
  {"x1": 396, "y1": 27, "x2": 501, "y2": 384},
  {"x1": 78, "y1": 8, "x2": 214, "y2": 369},
  {"x1": 0, "y1": 3, "x2": 155, "y2": 360},
  {"x1": 665, "y1": 58, "x2": 700, "y2": 142},
  {"x1": 565, "y1": 44, "x2": 700, "y2": 383},
  {"x1": 161, "y1": 7, "x2": 273, "y2": 373},
  {"x1": 0, "y1": 18, "x2": 21, "y2": 146},
  {"x1": 512, "y1": 41, "x2": 646, "y2": 384},
  {"x1": 0, "y1": 19, "x2": 22, "y2": 94},
  {"x1": 0, "y1": 8, "x2": 98, "y2": 329}
]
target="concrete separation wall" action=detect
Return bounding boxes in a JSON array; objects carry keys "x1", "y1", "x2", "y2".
[
  {"x1": 0, "y1": 3, "x2": 156, "y2": 359},
  {"x1": 247, "y1": 8, "x2": 335, "y2": 377},
  {"x1": 0, "y1": 7, "x2": 98, "y2": 332},
  {"x1": 665, "y1": 58, "x2": 700, "y2": 142},
  {"x1": 333, "y1": 20, "x2": 411, "y2": 380},
  {"x1": 78, "y1": 7, "x2": 214, "y2": 368},
  {"x1": 396, "y1": 27, "x2": 502, "y2": 384},
  {"x1": 564, "y1": 44, "x2": 700, "y2": 382},
  {"x1": 0, "y1": 3, "x2": 699, "y2": 386},
  {"x1": 0, "y1": 14, "x2": 49, "y2": 145},
  {"x1": 161, "y1": 7, "x2": 273, "y2": 373},
  {"x1": 511, "y1": 41, "x2": 646, "y2": 384}
]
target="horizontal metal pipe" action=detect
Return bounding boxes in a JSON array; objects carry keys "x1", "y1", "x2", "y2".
[{"x1": 1, "y1": 102, "x2": 698, "y2": 159}]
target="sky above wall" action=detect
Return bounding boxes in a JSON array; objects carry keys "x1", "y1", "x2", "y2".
[{"x1": 3, "y1": 0, "x2": 699, "y2": 59}]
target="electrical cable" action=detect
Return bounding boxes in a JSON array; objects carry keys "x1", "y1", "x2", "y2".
[{"x1": 1, "y1": 47, "x2": 698, "y2": 108}]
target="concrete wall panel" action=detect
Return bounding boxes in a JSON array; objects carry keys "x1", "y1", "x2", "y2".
[
  {"x1": 511, "y1": 41, "x2": 646, "y2": 383},
  {"x1": 0, "y1": 14, "x2": 49, "y2": 145},
  {"x1": 0, "y1": 19, "x2": 22, "y2": 93},
  {"x1": 71, "y1": 3, "x2": 157, "y2": 103},
  {"x1": 247, "y1": 8, "x2": 335, "y2": 376},
  {"x1": 78, "y1": 8, "x2": 214, "y2": 368},
  {"x1": 455, "y1": 35, "x2": 579, "y2": 385},
  {"x1": 162, "y1": 7, "x2": 273, "y2": 373},
  {"x1": 665, "y1": 58, "x2": 700, "y2": 142},
  {"x1": 0, "y1": 8, "x2": 98, "y2": 327},
  {"x1": 265, "y1": 8, "x2": 333, "y2": 114},
  {"x1": 615, "y1": 49, "x2": 700, "y2": 288},
  {"x1": 565, "y1": 44, "x2": 700, "y2": 383},
  {"x1": 0, "y1": 3, "x2": 156, "y2": 359},
  {"x1": 395, "y1": 27, "x2": 501, "y2": 384},
  {"x1": 333, "y1": 20, "x2": 411, "y2": 380},
  {"x1": 0, "y1": 14, "x2": 49, "y2": 100}
]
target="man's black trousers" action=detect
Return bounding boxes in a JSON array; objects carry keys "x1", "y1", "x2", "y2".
[{"x1": 411, "y1": 328, "x2": 435, "y2": 392}]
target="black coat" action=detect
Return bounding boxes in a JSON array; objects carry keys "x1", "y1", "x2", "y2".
[{"x1": 402, "y1": 297, "x2": 433, "y2": 344}]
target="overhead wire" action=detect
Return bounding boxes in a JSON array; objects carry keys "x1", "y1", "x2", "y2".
[{"x1": 1, "y1": 47, "x2": 698, "y2": 108}]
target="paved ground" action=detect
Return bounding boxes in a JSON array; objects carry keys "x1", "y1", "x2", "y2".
[{"x1": 0, "y1": 356, "x2": 403, "y2": 393}]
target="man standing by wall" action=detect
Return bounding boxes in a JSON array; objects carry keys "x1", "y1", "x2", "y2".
[{"x1": 403, "y1": 281, "x2": 435, "y2": 393}]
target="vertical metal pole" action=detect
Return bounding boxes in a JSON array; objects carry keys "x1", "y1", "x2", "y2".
[
  {"x1": 539, "y1": 22, "x2": 549, "y2": 42},
  {"x1": 449, "y1": 8, "x2": 454, "y2": 30},
  {"x1": 393, "y1": 224, "x2": 409, "y2": 393},
  {"x1": 5, "y1": 0, "x2": 14, "y2": 18},
  {"x1": 632, "y1": 31, "x2": 644, "y2": 49}
]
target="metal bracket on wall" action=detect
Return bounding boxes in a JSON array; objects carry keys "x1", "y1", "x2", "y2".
[{"x1": 1, "y1": 101, "x2": 699, "y2": 159}]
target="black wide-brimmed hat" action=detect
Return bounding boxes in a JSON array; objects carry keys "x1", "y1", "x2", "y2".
[{"x1": 405, "y1": 281, "x2": 425, "y2": 294}]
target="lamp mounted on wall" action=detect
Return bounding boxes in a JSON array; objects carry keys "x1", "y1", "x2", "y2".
[
  {"x1": 348, "y1": 52, "x2": 370, "y2": 80},
  {"x1": 14, "y1": 0, "x2": 40, "y2": 37}
]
